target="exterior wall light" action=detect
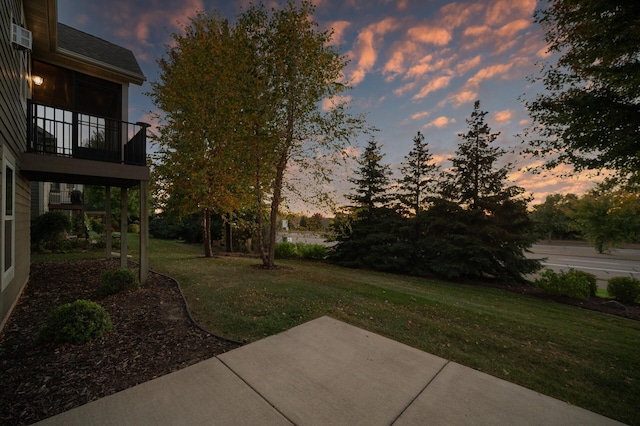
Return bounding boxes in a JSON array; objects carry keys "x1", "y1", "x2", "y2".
[{"x1": 32, "y1": 75, "x2": 43, "y2": 86}]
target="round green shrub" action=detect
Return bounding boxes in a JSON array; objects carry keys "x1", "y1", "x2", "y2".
[
  {"x1": 275, "y1": 242, "x2": 298, "y2": 259},
  {"x1": 534, "y1": 268, "x2": 591, "y2": 301},
  {"x1": 97, "y1": 268, "x2": 140, "y2": 298},
  {"x1": 36, "y1": 300, "x2": 112, "y2": 345},
  {"x1": 570, "y1": 269, "x2": 598, "y2": 297},
  {"x1": 607, "y1": 277, "x2": 640, "y2": 304},
  {"x1": 128, "y1": 223, "x2": 140, "y2": 234}
]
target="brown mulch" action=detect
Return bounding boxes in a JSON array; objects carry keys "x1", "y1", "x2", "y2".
[{"x1": 0, "y1": 259, "x2": 240, "y2": 425}]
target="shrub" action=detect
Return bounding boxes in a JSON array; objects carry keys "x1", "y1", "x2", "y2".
[
  {"x1": 275, "y1": 242, "x2": 298, "y2": 259},
  {"x1": 31, "y1": 211, "x2": 71, "y2": 250},
  {"x1": 534, "y1": 268, "x2": 592, "y2": 301},
  {"x1": 296, "y1": 243, "x2": 327, "y2": 260},
  {"x1": 97, "y1": 268, "x2": 140, "y2": 298},
  {"x1": 607, "y1": 277, "x2": 640, "y2": 304},
  {"x1": 570, "y1": 269, "x2": 598, "y2": 297},
  {"x1": 36, "y1": 300, "x2": 112, "y2": 345},
  {"x1": 128, "y1": 223, "x2": 140, "y2": 234}
]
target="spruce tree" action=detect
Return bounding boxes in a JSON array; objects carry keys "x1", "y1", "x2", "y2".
[
  {"x1": 434, "y1": 100, "x2": 540, "y2": 281},
  {"x1": 347, "y1": 136, "x2": 392, "y2": 216},
  {"x1": 396, "y1": 131, "x2": 440, "y2": 215},
  {"x1": 330, "y1": 137, "x2": 405, "y2": 271}
]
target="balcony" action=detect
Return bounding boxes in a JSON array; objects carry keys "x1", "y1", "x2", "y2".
[{"x1": 21, "y1": 101, "x2": 150, "y2": 188}]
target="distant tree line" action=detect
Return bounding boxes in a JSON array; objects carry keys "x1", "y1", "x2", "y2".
[{"x1": 530, "y1": 183, "x2": 640, "y2": 253}]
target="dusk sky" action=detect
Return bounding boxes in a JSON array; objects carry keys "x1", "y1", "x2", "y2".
[{"x1": 57, "y1": 0, "x2": 602, "y2": 213}]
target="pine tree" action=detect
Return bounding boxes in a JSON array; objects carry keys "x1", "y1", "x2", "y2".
[
  {"x1": 442, "y1": 100, "x2": 509, "y2": 210},
  {"x1": 432, "y1": 100, "x2": 539, "y2": 281},
  {"x1": 330, "y1": 137, "x2": 405, "y2": 271},
  {"x1": 396, "y1": 131, "x2": 440, "y2": 215},
  {"x1": 347, "y1": 136, "x2": 392, "y2": 216}
]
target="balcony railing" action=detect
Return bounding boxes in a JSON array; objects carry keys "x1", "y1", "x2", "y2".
[{"x1": 27, "y1": 100, "x2": 147, "y2": 166}]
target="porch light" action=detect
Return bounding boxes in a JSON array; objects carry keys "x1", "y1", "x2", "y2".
[{"x1": 32, "y1": 75, "x2": 43, "y2": 86}]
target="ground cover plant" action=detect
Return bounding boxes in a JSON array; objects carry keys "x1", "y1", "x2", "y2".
[{"x1": 146, "y1": 238, "x2": 640, "y2": 425}]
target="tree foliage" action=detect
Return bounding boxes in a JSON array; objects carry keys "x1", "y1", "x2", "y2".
[
  {"x1": 524, "y1": 0, "x2": 640, "y2": 183},
  {"x1": 567, "y1": 184, "x2": 640, "y2": 253},
  {"x1": 331, "y1": 102, "x2": 540, "y2": 282},
  {"x1": 148, "y1": 1, "x2": 364, "y2": 262}
]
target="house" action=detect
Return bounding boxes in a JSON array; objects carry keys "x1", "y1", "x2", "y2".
[{"x1": 1, "y1": 0, "x2": 150, "y2": 330}]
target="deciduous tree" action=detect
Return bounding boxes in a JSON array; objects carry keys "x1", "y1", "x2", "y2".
[{"x1": 524, "y1": 0, "x2": 640, "y2": 183}]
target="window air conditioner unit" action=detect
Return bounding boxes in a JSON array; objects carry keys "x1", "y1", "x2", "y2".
[{"x1": 11, "y1": 23, "x2": 32, "y2": 51}]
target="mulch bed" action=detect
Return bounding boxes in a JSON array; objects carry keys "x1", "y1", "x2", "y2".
[{"x1": 0, "y1": 259, "x2": 240, "y2": 425}]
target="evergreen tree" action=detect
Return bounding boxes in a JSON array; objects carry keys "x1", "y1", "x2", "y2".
[
  {"x1": 433, "y1": 100, "x2": 539, "y2": 281},
  {"x1": 347, "y1": 136, "x2": 393, "y2": 216},
  {"x1": 396, "y1": 131, "x2": 440, "y2": 215},
  {"x1": 330, "y1": 137, "x2": 405, "y2": 271},
  {"x1": 442, "y1": 101, "x2": 509, "y2": 210}
]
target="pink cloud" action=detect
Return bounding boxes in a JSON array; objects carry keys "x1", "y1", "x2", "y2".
[
  {"x1": 347, "y1": 17, "x2": 400, "y2": 85},
  {"x1": 447, "y1": 90, "x2": 478, "y2": 108},
  {"x1": 321, "y1": 95, "x2": 353, "y2": 112},
  {"x1": 413, "y1": 75, "x2": 452, "y2": 100},
  {"x1": 328, "y1": 20, "x2": 351, "y2": 46},
  {"x1": 455, "y1": 55, "x2": 482, "y2": 75},
  {"x1": 424, "y1": 116, "x2": 456, "y2": 129},
  {"x1": 485, "y1": 0, "x2": 537, "y2": 27},
  {"x1": 407, "y1": 25, "x2": 451, "y2": 46},
  {"x1": 493, "y1": 109, "x2": 513, "y2": 123},
  {"x1": 438, "y1": 2, "x2": 484, "y2": 30},
  {"x1": 411, "y1": 111, "x2": 430, "y2": 120}
]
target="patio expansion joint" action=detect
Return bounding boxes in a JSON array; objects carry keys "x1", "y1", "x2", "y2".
[
  {"x1": 390, "y1": 360, "x2": 451, "y2": 425},
  {"x1": 215, "y1": 354, "x2": 297, "y2": 426}
]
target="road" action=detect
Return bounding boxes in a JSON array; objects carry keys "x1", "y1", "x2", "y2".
[{"x1": 527, "y1": 244, "x2": 640, "y2": 288}]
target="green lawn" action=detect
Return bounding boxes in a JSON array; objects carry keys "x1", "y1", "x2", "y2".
[{"x1": 35, "y1": 237, "x2": 640, "y2": 424}]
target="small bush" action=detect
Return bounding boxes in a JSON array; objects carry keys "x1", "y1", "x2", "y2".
[
  {"x1": 534, "y1": 269, "x2": 592, "y2": 301},
  {"x1": 97, "y1": 268, "x2": 140, "y2": 298},
  {"x1": 275, "y1": 242, "x2": 298, "y2": 259},
  {"x1": 36, "y1": 300, "x2": 112, "y2": 345},
  {"x1": 128, "y1": 223, "x2": 140, "y2": 234},
  {"x1": 570, "y1": 269, "x2": 598, "y2": 297},
  {"x1": 607, "y1": 277, "x2": 640, "y2": 304}
]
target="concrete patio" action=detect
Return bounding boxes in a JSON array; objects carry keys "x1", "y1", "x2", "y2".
[{"x1": 36, "y1": 316, "x2": 622, "y2": 425}]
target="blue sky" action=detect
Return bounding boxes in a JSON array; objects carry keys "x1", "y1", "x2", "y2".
[{"x1": 57, "y1": 0, "x2": 601, "y2": 213}]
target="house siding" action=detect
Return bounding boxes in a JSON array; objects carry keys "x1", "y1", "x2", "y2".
[{"x1": 0, "y1": 0, "x2": 31, "y2": 329}]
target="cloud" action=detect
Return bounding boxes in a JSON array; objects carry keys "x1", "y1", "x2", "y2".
[
  {"x1": 444, "y1": 90, "x2": 479, "y2": 108},
  {"x1": 438, "y1": 2, "x2": 484, "y2": 30},
  {"x1": 424, "y1": 116, "x2": 456, "y2": 129},
  {"x1": 411, "y1": 111, "x2": 430, "y2": 120},
  {"x1": 347, "y1": 17, "x2": 400, "y2": 85},
  {"x1": 321, "y1": 95, "x2": 353, "y2": 111},
  {"x1": 328, "y1": 20, "x2": 351, "y2": 45},
  {"x1": 413, "y1": 75, "x2": 452, "y2": 100},
  {"x1": 466, "y1": 62, "x2": 514, "y2": 87},
  {"x1": 407, "y1": 25, "x2": 451, "y2": 46},
  {"x1": 485, "y1": 0, "x2": 537, "y2": 27},
  {"x1": 493, "y1": 109, "x2": 513, "y2": 123},
  {"x1": 455, "y1": 55, "x2": 482, "y2": 75}
]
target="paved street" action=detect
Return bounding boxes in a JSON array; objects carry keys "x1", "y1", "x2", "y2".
[{"x1": 527, "y1": 243, "x2": 640, "y2": 288}]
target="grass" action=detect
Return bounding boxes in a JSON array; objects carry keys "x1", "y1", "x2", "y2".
[{"x1": 34, "y1": 237, "x2": 640, "y2": 424}]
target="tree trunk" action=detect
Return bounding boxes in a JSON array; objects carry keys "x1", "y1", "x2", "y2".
[
  {"x1": 202, "y1": 208, "x2": 213, "y2": 257},
  {"x1": 265, "y1": 151, "x2": 288, "y2": 268}
]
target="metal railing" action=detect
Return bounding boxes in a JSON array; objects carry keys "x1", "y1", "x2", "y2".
[{"x1": 27, "y1": 100, "x2": 147, "y2": 166}]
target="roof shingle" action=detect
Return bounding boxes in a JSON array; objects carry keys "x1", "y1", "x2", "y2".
[{"x1": 57, "y1": 23, "x2": 144, "y2": 81}]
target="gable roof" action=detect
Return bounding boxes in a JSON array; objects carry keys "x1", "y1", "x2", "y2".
[{"x1": 57, "y1": 23, "x2": 144, "y2": 82}]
